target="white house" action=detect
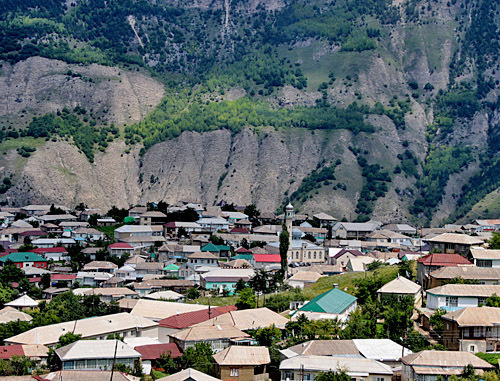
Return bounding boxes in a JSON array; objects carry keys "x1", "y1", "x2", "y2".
[
  {"x1": 470, "y1": 248, "x2": 500, "y2": 267},
  {"x1": 426, "y1": 284, "x2": 500, "y2": 311},
  {"x1": 196, "y1": 218, "x2": 229, "y2": 233}
]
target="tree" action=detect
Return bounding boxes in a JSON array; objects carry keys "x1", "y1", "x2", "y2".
[
  {"x1": 0, "y1": 260, "x2": 26, "y2": 286},
  {"x1": 486, "y1": 293, "x2": 500, "y2": 307},
  {"x1": 244, "y1": 204, "x2": 261, "y2": 227},
  {"x1": 179, "y1": 342, "x2": 215, "y2": 375},
  {"x1": 236, "y1": 287, "x2": 256, "y2": 310},
  {"x1": 314, "y1": 370, "x2": 351, "y2": 381},
  {"x1": 430, "y1": 308, "x2": 447, "y2": 335},
  {"x1": 187, "y1": 287, "x2": 201, "y2": 300},
  {"x1": 248, "y1": 269, "x2": 270, "y2": 307},
  {"x1": 40, "y1": 273, "x2": 51, "y2": 289},
  {"x1": 489, "y1": 231, "x2": 500, "y2": 249},
  {"x1": 279, "y1": 224, "x2": 289, "y2": 276},
  {"x1": 253, "y1": 324, "x2": 282, "y2": 347},
  {"x1": 235, "y1": 278, "x2": 247, "y2": 293},
  {"x1": 157, "y1": 352, "x2": 177, "y2": 374}
]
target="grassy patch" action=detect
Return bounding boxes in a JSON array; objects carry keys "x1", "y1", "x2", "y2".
[
  {"x1": 0, "y1": 137, "x2": 45, "y2": 155},
  {"x1": 476, "y1": 352, "x2": 500, "y2": 366},
  {"x1": 95, "y1": 224, "x2": 124, "y2": 240}
]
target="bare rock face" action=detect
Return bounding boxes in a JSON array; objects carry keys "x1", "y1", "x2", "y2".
[{"x1": 0, "y1": 56, "x2": 164, "y2": 127}]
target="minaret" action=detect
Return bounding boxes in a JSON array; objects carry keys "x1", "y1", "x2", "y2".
[{"x1": 285, "y1": 203, "x2": 294, "y2": 246}]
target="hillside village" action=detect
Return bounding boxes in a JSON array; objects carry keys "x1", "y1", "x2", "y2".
[{"x1": 0, "y1": 201, "x2": 500, "y2": 380}]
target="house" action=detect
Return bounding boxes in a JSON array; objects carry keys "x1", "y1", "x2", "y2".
[
  {"x1": 313, "y1": 212, "x2": 337, "y2": 227},
  {"x1": 158, "y1": 244, "x2": 201, "y2": 262},
  {"x1": 280, "y1": 356, "x2": 392, "y2": 381},
  {"x1": 286, "y1": 271, "x2": 324, "y2": 289},
  {"x1": 135, "y1": 262, "x2": 165, "y2": 280},
  {"x1": 5, "y1": 312, "x2": 158, "y2": 347},
  {"x1": 132, "y1": 279, "x2": 195, "y2": 296},
  {"x1": 426, "y1": 284, "x2": 500, "y2": 311},
  {"x1": 21, "y1": 204, "x2": 70, "y2": 216},
  {"x1": 163, "y1": 263, "x2": 180, "y2": 278},
  {"x1": 55, "y1": 340, "x2": 141, "y2": 371},
  {"x1": 292, "y1": 287, "x2": 357, "y2": 321},
  {"x1": 0, "y1": 344, "x2": 48, "y2": 363},
  {"x1": 157, "y1": 368, "x2": 221, "y2": 381},
  {"x1": 178, "y1": 252, "x2": 220, "y2": 283},
  {"x1": 331, "y1": 222, "x2": 378, "y2": 239},
  {"x1": 377, "y1": 275, "x2": 422, "y2": 304},
  {"x1": 346, "y1": 256, "x2": 376, "y2": 272},
  {"x1": 76, "y1": 271, "x2": 113, "y2": 287},
  {"x1": 382, "y1": 223, "x2": 417, "y2": 235},
  {"x1": 71, "y1": 227, "x2": 105, "y2": 242},
  {"x1": 366, "y1": 229, "x2": 414, "y2": 247},
  {"x1": 214, "y1": 346, "x2": 270, "y2": 381},
  {"x1": 140, "y1": 211, "x2": 167, "y2": 225},
  {"x1": 417, "y1": 253, "x2": 473, "y2": 289},
  {"x1": 222, "y1": 259, "x2": 253, "y2": 269},
  {"x1": 297, "y1": 225, "x2": 328, "y2": 241},
  {"x1": 31, "y1": 238, "x2": 76, "y2": 248},
  {"x1": 475, "y1": 219, "x2": 500, "y2": 231},
  {"x1": 164, "y1": 222, "x2": 203, "y2": 236},
  {"x1": 200, "y1": 268, "x2": 255, "y2": 295},
  {"x1": 0, "y1": 306, "x2": 33, "y2": 323},
  {"x1": 82, "y1": 261, "x2": 117, "y2": 273},
  {"x1": 135, "y1": 343, "x2": 182, "y2": 374},
  {"x1": 428, "y1": 266, "x2": 500, "y2": 289},
  {"x1": 144, "y1": 290, "x2": 184, "y2": 301},
  {"x1": 5, "y1": 295, "x2": 38, "y2": 310},
  {"x1": 40, "y1": 223, "x2": 62, "y2": 234},
  {"x1": 253, "y1": 254, "x2": 281, "y2": 269},
  {"x1": 442, "y1": 307, "x2": 500, "y2": 352},
  {"x1": 38, "y1": 370, "x2": 139, "y2": 380},
  {"x1": 194, "y1": 307, "x2": 288, "y2": 331},
  {"x1": 281, "y1": 339, "x2": 411, "y2": 369},
  {"x1": 75, "y1": 287, "x2": 139, "y2": 303},
  {"x1": 116, "y1": 265, "x2": 137, "y2": 281},
  {"x1": 327, "y1": 249, "x2": 363, "y2": 267},
  {"x1": 0, "y1": 252, "x2": 47, "y2": 269},
  {"x1": 29, "y1": 247, "x2": 69, "y2": 262},
  {"x1": 170, "y1": 326, "x2": 250, "y2": 353},
  {"x1": 469, "y1": 248, "x2": 500, "y2": 267},
  {"x1": 425, "y1": 233, "x2": 483, "y2": 256},
  {"x1": 401, "y1": 350, "x2": 493, "y2": 380},
  {"x1": 50, "y1": 273, "x2": 77, "y2": 288},
  {"x1": 107, "y1": 243, "x2": 135, "y2": 257},
  {"x1": 157, "y1": 305, "x2": 237, "y2": 343},
  {"x1": 197, "y1": 218, "x2": 229, "y2": 232},
  {"x1": 130, "y1": 299, "x2": 207, "y2": 322},
  {"x1": 114, "y1": 225, "x2": 158, "y2": 241},
  {"x1": 201, "y1": 243, "x2": 231, "y2": 258},
  {"x1": 129, "y1": 206, "x2": 148, "y2": 218}
]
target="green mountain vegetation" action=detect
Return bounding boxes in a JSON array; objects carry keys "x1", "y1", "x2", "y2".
[{"x1": 2, "y1": 0, "x2": 500, "y2": 224}]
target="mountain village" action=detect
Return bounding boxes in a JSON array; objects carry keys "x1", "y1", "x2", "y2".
[{"x1": 0, "y1": 201, "x2": 498, "y2": 380}]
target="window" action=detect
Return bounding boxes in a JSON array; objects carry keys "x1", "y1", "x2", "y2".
[
  {"x1": 478, "y1": 297, "x2": 487, "y2": 306},
  {"x1": 373, "y1": 378, "x2": 385, "y2": 381},
  {"x1": 63, "y1": 361, "x2": 74, "y2": 370},
  {"x1": 313, "y1": 252, "x2": 317, "y2": 259},
  {"x1": 304, "y1": 373, "x2": 313, "y2": 380},
  {"x1": 446, "y1": 296, "x2": 458, "y2": 307},
  {"x1": 469, "y1": 345, "x2": 476, "y2": 352},
  {"x1": 230, "y1": 368, "x2": 239, "y2": 377},
  {"x1": 477, "y1": 259, "x2": 492, "y2": 267},
  {"x1": 282, "y1": 371, "x2": 294, "y2": 381}
]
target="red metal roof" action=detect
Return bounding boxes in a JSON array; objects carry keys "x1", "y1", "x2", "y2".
[
  {"x1": 30, "y1": 247, "x2": 67, "y2": 254},
  {"x1": 52, "y1": 274, "x2": 76, "y2": 280},
  {"x1": 235, "y1": 247, "x2": 252, "y2": 253},
  {"x1": 333, "y1": 249, "x2": 363, "y2": 259},
  {"x1": 0, "y1": 345, "x2": 24, "y2": 359},
  {"x1": 164, "y1": 222, "x2": 176, "y2": 228},
  {"x1": 417, "y1": 253, "x2": 472, "y2": 266},
  {"x1": 253, "y1": 254, "x2": 281, "y2": 263},
  {"x1": 158, "y1": 305, "x2": 237, "y2": 329},
  {"x1": 229, "y1": 228, "x2": 250, "y2": 234},
  {"x1": 28, "y1": 277, "x2": 42, "y2": 283},
  {"x1": 134, "y1": 343, "x2": 182, "y2": 360},
  {"x1": 108, "y1": 243, "x2": 134, "y2": 249},
  {"x1": 20, "y1": 230, "x2": 46, "y2": 236}
]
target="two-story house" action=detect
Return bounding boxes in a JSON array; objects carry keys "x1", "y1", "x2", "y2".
[{"x1": 426, "y1": 284, "x2": 500, "y2": 311}]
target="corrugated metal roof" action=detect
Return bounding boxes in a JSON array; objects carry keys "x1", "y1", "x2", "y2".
[
  {"x1": 158, "y1": 305, "x2": 237, "y2": 329},
  {"x1": 427, "y1": 233, "x2": 483, "y2": 245},
  {"x1": 353, "y1": 339, "x2": 412, "y2": 361},
  {"x1": 135, "y1": 343, "x2": 182, "y2": 360},
  {"x1": 170, "y1": 325, "x2": 249, "y2": 341},
  {"x1": 157, "y1": 368, "x2": 221, "y2": 381},
  {"x1": 402, "y1": 350, "x2": 493, "y2": 369},
  {"x1": 213, "y1": 346, "x2": 270, "y2": 366},
  {"x1": 131, "y1": 300, "x2": 207, "y2": 321},
  {"x1": 470, "y1": 248, "x2": 500, "y2": 259},
  {"x1": 430, "y1": 266, "x2": 500, "y2": 280},
  {"x1": 296, "y1": 288, "x2": 357, "y2": 315},
  {"x1": 279, "y1": 355, "x2": 392, "y2": 375},
  {"x1": 443, "y1": 306, "x2": 500, "y2": 327},
  {"x1": 56, "y1": 340, "x2": 140, "y2": 361},
  {"x1": 417, "y1": 253, "x2": 472, "y2": 266},
  {"x1": 194, "y1": 307, "x2": 288, "y2": 330},
  {"x1": 427, "y1": 284, "x2": 500, "y2": 297},
  {"x1": 377, "y1": 276, "x2": 421, "y2": 294}
]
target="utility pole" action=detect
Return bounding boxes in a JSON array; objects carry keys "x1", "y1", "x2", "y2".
[{"x1": 110, "y1": 339, "x2": 118, "y2": 381}]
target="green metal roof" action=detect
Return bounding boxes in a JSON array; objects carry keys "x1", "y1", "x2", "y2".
[
  {"x1": 297, "y1": 288, "x2": 357, "y2": 314},
  {"x1": 164, "y1": 263, "x2": 180, "y2": 271},
  {"x1": 231, "y1": 254, "x2": 254, "y2": 261},
  {"x1": 0, "y1": 252, "x2": 46, "y2": 263},
  {"x1": 216, "y1": 245, "x2": 230, "y2": 251},
  {"x1": 201, "y1": 243, "x2": 220, "y2": 252}
]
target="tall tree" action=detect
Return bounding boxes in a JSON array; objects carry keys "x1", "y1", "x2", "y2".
[{"x1": 279, "y1": 224, "x2": 289, "y2": 277}]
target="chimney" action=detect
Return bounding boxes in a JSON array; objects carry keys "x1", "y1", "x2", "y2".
[{"x1": 333, "y1": 283, "x2": 338, "y2": 289}]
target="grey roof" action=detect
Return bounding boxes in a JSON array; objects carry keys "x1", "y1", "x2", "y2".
[
  {"x1": 279, "y1": 355, "x2": 393, "y2": 375},
  {"x1": 333, "y1": 222, "x2": 378, "y2": 232},
  {"x1": 56, "y1": 340, "x2": 141, "y2": 361},
  {"x1": 353, "y1": 339, "x2": 412, "y2": 361}
]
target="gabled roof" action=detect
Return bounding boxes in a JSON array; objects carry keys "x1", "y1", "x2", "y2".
[
  {"x1": 213, "y1": 346, "x2": 270, "y2": 366},
  {"x1": 401, "y1": 350, "x2": 493, "y2": 369},
  {"x1": 135, "y1": 343, "x2": 182, "y2": 360},
  {"x1": 130, "y1": 299, "x2": 207, "y2": 321},
  {"x1": 201, "y1": 243, "x2": 220, "y2": 252},
  {"x1": 443, "y1": 306, "x2": 500, "y2": 327},
  {"x1": 429, "y1": 266, "x2": 500, "y2": 280},
  {"x1": 313, "y1": 213, "x2": 336, "y2": 221},
  {"x1": 417, "y1": 253, "x2": 472, "y2": 266},
  {"x1": 158, "y1": 306, "x2": 237, "y2": 329},
  {"x1": 470, "y1": 248, "x2": 500, "y2": 260},
  {"x1": 0, "y1": 252, "x2": 46, "y2": 263},
  {"x1": 30, "y1": 247, "x2": 67, "y2": 253},
  {"x1": 284, "y1": 340, "x2": 359, "y2": 357},
  {"x1": 194, "y1": 307, "x2": 288, "y2": 330},
  {"x1": 56, "y1": 340, "x2": 140, "y2": 361},
  {"x1": 5, "y1": 294, "x2": 38, "y2": 308},
  {"x1": 253, "y1": 254, "x2": 281, "y2": 263},
  {"x1": 170, "y1": 325, "x2": 249, "y2": 341},
  {"x1": 332, "y1": 249, "x2": 363, "y2": 259},
  {"x1": 426, "y1": 233, "x2": 483, "y2": 245},
  {"x1": 296, "y1": 288, "x2": 357, "y2": 315},
  {"x1": 188, "y1": 251, "x2": 218, "y2": 259},
  {"x1": 108, "y1": 243, "x2": 134, "y2": 249},
  {"x1": 377, "y1": 275, "x2": 421, "y2": 294},
  {"x1": 427, "y1": 284, "x2": 500, "y2": 297},
  {"x1": 157, "y1": 368, "x2": 221, "y2": 381},
  {"x1": 279, "y1": 355, "x2": 392, "y2": 375},
  {"x1": 288, "y1": 271, "x2": 324, "y2": 283}
]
